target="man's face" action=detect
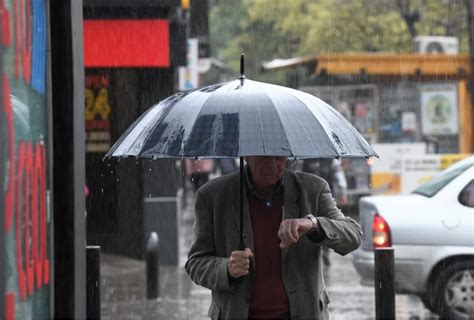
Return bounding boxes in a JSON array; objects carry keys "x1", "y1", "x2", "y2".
[{"x1": 245, "y1": 156, "x2": 288, "y2": 188}]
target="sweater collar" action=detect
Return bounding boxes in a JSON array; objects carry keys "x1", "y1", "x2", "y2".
[{"x1": 245, "y1": 165, "x2": 284, "y2": 208}]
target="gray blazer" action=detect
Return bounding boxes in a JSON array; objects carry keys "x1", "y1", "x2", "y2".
[{"x1": 185, "y1": 169, "x2": 362, "y2": 319}]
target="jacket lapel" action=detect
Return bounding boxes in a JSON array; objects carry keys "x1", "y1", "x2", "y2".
[
  {"x1": 282, "y1": 170, "x2": 302, "y2": 220},
  {"x1": 281, "y1": 170, "x2": 303, "y2": 264},
  {"x1": 231, "y1": 177, "x2": 255, "y2": 254}
]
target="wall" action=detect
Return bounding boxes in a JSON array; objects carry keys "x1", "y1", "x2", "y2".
[{"x1": 83, "y1": 1, "x2": 182, "y2": 260}]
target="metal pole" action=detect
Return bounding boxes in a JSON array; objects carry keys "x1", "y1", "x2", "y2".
[
  {"x1": 86, "y1": 246, "x2": 101, "y2": 319},
  {"x1": 467, "y1": 0, "x2": 474, "y2": 153},
  {"x1": 374, "y1": 247, "x2": 395, "y2": 320},
  {"x1": 239, "y1": 157, "x2": 245, "y2": 250},
  {"x1": 146, "y1": 232, "x2": 160, "y2": 299}
]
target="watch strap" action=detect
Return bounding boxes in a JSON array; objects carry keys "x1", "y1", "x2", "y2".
[{"x1": 304, "y1": 214, "x2": 319, "y2": 233}]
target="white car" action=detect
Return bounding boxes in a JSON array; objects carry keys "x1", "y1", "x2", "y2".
[{"x1": 352, "y1": 156, "x2": 474, "y2": 319}]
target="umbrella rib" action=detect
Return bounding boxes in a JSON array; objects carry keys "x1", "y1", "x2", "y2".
[
  {"x1": 182, "y1": 87, "x2": 224, "y2": 158},
  {"x1": 264, "y1": 87, "x2": 334, "y2": 158},
  {"x1": 140, "y1": 96, "x2": 182, "y2": 157},
  {"x1": 288, "y1": 92, "x2": 342, "y2": 156},
  {"x1": 113, "y1": 97, "x2": 173, "y2": 157},
  {"x1": 313, "y1": 99, "x2": 374, "y2": 156},
  {"x1": 260, "y1": 92, "x2": 291, "y2": 156},
  {"x1": 154, "y1": 88, "x2": 215, "y2": 158}
]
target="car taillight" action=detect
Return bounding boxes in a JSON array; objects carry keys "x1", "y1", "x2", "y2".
[{"x1": 372, "y1": 214, "x2": 391, "y2": 248}]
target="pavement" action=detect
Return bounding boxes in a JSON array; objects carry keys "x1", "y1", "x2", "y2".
[{"x1": 100, "y1": 190, "x2": 438, "y2": 320}]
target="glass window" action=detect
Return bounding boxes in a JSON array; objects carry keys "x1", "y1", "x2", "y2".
[{"x1": 459, "y1": 180, "x2": 474, "y2": 208}]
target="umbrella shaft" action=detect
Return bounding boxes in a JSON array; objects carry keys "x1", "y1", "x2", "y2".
[{"x1": 239, "y1": 157, "x2": 245, "y2": 250}]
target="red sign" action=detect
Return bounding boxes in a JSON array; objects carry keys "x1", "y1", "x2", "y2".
[{"x1": 83, "y1": 19, "x2": 170, "y2": 67}]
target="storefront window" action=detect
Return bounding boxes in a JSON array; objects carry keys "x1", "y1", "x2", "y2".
[{"x1": 1, "y1": 0, "x2": 52, "y2": 318}]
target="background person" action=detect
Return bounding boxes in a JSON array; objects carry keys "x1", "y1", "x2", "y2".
[
  {"x1": 185, "y1": 156, "x2": 362, "y2": 319},
  {"x1": 185, "y1": 159, "x2": 215, "y2": 192}
]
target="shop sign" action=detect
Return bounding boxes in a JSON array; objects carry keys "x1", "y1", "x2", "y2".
[
  {"x1": 370, "y1": 143, "x2": 426, "y2": 194},
  {"x1": 83, "y1": 19, "x2": 170, "y2": 68},
  {"x1": 85, "y1": 74, "x2": 111, "y2": 153},
  {"x1": 1, "y1": 0, "x2": 51, "y2": 319},
  {"x1": 420, "y1": 83, "x2": 459, "y2": 135}
]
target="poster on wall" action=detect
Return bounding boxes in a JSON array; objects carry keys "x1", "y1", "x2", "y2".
[
  {"x1": 85, "y1": 74, "x2": 112, "y2": 153},
  {"x1": 178, "y1": 38, "x2": 199, "y2": 90},
  {"x1": 370, "y1": 143, "x2": 426, "y2": 194},
  {"x1": 420, "y1": 83, "x2": 459, "y2": 135},
  {"x1": 1, "y1": 0, "x2": 52, "y2": 319}
]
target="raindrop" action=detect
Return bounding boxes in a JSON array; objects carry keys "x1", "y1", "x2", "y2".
[
  {"x1": 136, "y1": 161, "x2": 139, "y2": 165},
  {"x1": 110, "y1": 170, "x2": 113, "y2": 174},
  {"x1": 117, "y1": 158, "x2": 121, "y2": 162},
  {"x1": 107, "y1": 163, "x2": 111, "y2": 167},
  {"x1": 148, "y1": 194, "x2": 151, "y2": 197},
  {"x1": 116, "y1": 178, "x2": 120, "y2": 182},
  {"x1": 149, "y1": 168, "x2": 152, "y2": 172},
  {"x1": 101, "y1": 188, "x2": 104, "y2": 193}
]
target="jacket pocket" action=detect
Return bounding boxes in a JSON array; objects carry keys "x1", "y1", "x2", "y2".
[
  {"x1": 318, "y1": 288, "x2": 331, "y2": 311},
  {"x1": 208, "y1": 302, "x2": 221, "y2": 320}
]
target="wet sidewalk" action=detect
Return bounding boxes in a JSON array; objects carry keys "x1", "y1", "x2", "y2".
[
  {"x1": 100, "y1": 191, "x2": 437, "y2": 320},
  {"x1": 100, "y1": 254, "x2": 210, "y2": 319},
  {"x1": 100, "y1": 191, "x2": 210, "y2": 320}
]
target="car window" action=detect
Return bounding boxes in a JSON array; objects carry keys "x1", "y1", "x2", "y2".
[
  {"x1": 413, "y1": 157, "x2": 474, "y2": 197},
  {"x1": 459, "y1": 180, "x2": 474, "y2": 208}
]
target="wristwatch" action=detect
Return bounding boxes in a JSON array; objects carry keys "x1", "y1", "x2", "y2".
[{"x1": 304, "y1": 214, "x2": 319, "y2": 233}]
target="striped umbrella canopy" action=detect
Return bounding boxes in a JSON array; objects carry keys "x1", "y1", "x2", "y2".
[{"x1": 106, "y1": 78, "x2": 377, "y2": 160}]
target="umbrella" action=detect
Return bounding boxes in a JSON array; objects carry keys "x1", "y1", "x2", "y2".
[{"x1": 106, "y1": 55, "x2": 377, "y2": 250}]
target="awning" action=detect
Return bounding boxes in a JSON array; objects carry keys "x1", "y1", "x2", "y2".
[{"x1": 262, "y1": 53, "x2": 471, "y2": 77}]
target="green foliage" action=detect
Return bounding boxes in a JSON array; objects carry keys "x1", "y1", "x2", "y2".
[{"x1": 209, "y1": 0, "x2": 468, "y2": 82}]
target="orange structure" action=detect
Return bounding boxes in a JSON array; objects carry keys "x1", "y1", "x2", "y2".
[{"x1": 263, "y1": 53, "x2": 472, "y2": 153}]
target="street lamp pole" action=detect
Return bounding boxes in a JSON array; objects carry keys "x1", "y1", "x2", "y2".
[{"x1": 467, "y1": 0, "x2": 474, "y2": 152}]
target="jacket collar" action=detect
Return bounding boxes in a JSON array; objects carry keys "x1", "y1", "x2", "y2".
[{"x1": 231, "y1": 169, "x2": 302, "y2": 236}]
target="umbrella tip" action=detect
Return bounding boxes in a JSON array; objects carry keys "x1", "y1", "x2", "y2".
[{"x1": 239, "y1": 54, "x2": 245, "y2": 80}]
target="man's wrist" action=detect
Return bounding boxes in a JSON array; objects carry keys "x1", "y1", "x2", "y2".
[{"x1": 304, "y1": 214, "x2": 319, "y2": 234}]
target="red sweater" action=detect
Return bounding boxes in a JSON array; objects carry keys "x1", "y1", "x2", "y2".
[{"x1": 248, "y1": 193, "x2": 289, "y2": 319}]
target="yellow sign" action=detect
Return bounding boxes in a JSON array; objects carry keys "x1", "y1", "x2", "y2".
[
  {"x1": 440, "y1": 154, "x2": 471, "y2": 169},
  {"x1": 181, "y1": 0, "x2": 190, "y2": 10}
]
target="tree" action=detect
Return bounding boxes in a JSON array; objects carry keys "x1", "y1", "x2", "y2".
[{"x1": 209, "y1": 0, "x2": 468, "y2": 81}]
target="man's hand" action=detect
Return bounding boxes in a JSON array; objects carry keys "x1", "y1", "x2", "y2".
[
  {"x1": 278, "y1": 218, "x2": 313, "y2": 248},
  {"x1": 228, "y1": 248, "x2": 253, "y2": 278}
]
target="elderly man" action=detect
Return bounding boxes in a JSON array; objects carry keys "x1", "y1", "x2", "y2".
[{"x1": 185, "y1": 156, "x2": 362, "y2": 319}]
